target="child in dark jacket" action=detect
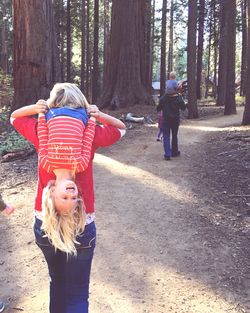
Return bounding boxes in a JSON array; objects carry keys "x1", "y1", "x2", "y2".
[{"x1": 157, "y1": 93, "x2": 186, "y2": 160}]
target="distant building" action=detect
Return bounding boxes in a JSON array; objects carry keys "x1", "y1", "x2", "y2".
[{"x1": 152, "y1": 81, "x2": 160, "y2": 94}]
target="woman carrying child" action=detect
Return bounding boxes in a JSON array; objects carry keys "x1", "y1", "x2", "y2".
[{"x1": 11, "y1": 83, "x2": 126, "y2": 313}]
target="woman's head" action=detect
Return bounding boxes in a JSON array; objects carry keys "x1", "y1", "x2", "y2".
[
  {"x1": 41, "y1": 180, "x2": 86, "y2": 256},
  {"x1": 47, "y1": 83, "x2": 89, "y2": 109}
]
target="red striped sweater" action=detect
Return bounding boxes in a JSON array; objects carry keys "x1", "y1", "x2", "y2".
[{"x1": 37, "y1": 115, "x2": 95, "y2": 173}]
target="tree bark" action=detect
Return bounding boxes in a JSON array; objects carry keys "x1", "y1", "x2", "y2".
[
  {"x1": 103, "y1": 0, "x2": 110, "y2": 87},
  {"x1": 12, "y1": 0, "x2": 61, "y2": 110},
  {"x1": 66, "y1": 0, "x2": 71, "y2": 82},
  {"x1": 187, "y1": 0, "x2": 198, "y2": 118},
  {"x1": 217, "y1": 0, "x2": 227, "y2": 106},
  {"x1": 160, "y1": 0, "x2": 167, "y2": 96},
  {"x1": 98, "y1": 0, "x2": 153, "y2": 109},
  {"x1": 224, "y1": 0, "x2": 236, "y2": 115},
  {"x1": 81, "y1": 0, "x2": 86, "y2": 92},
  {"x1": 0, "y1": 11, "x2": 8, "y2": 73},
  {"x1": 168, "y1": 0, "x2": 174, "y2": 76},
  {"x1": 240, "y1": 0, "x2": 247, "y2": 97},
  {"x1": 196, "y1": 0, "x2": 205, "y2": 100},
  {"x1": 92, "y1": 0, "x2": 99, "y2": 103},
  {"x1": 242, "y1": 0, "x2": 250, "y2": 124}
]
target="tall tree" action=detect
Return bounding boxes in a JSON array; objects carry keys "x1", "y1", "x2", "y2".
[
  {"x1": 143, "y1": 0, "x2": 152, "y2": 89},
  {"x1": 12, "y1": 0, "x2": 61, "y2": 110},
  {"x1": 187, "y1": 0, "x2": 199, "y2": 118},
  {"x1": 224, "y1": 0, "x2": 236, "y2": 115},
  {"x1": 66, "y1": 0, "x2": 71, "y2": 82},
  {"x1": 160, "y1": 0, "x2": 167, "y2": 96},
  {"x1": 103, "y1": 0, "x2": 111, "y2": 85},
  {"x1": 168, "y1": 0, "x2": 174, "y2": 76},
  {"x1": 240, "y1": 0, "x2": 247, "y2": 96},
  {"x1": 0, "y1": 10, "x2": 7, "y2": 73},
  {"x1": 54, "y1": 0, "x2": 66, "y2": 82},
  {"x1": 86, "y1": 0, "x2": 91, "y2": 100},
  {"x1": 81, "y1": 0, "x2": 86, "y2": 92},
  {"x1": 242, "y1": 0, "x2": 250, "y2": 124},
  {"x1": 216, "y1": 0, "x2": 236, "y2": 110},
  {"x1": 98, "y1": 0, "x2": 153, "y2": 108},
  {"x1": 196, "y1": 0, "x2": 205, "y2": 99},
  {"x1": 92, "y1": 0, "x2": 99, "y2": 102},
  {"x1": 212, "y1": 0, "x2": 219, "y2": 99},
  {"x1": 216, "y1": 0, "x2": 226, "y2": 106}
]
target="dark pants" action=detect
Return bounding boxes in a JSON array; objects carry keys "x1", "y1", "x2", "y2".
[
  {"x1": 34, "y1": 217, "x2": 96, "y2": 313},
  {"x1": 162, "y1": 118, "x2": 179, "y2": 157}
]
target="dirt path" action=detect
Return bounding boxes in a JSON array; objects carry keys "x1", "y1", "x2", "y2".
[{"x1": 0, "y1": 107, "x2": 249, "y2": 313}]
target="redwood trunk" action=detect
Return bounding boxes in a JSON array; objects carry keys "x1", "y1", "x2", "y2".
[
  {"x1": 187, "y1": 0, "x2": 198, "y2": 118},
  {"x1": 12, "y1": 0, "x2": 61, "y2": 110},
  {"x1": 242, "y1": 0, "x2": 250, "y2": 124},
  {"x1": 98, "y1": 0, "x2": 153, "y2": 109},
  {"x1": 160, "y1": 0, "x2": 167, "y2": 96}
]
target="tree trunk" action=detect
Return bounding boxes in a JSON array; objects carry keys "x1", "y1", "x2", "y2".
[
  {"x1": 98, "y1": 0, "x2": 153, "y2": 109},
  {"x1": 212, "y1": 0, "x2": 219, "y2": 99},
  {"x1": 240, "y1": 0, "x2": 247, "y2": 97},
  {"x1": 242, "y1": 0, "x2": 250, "y2": 124},
  {"x1": 168, "y1": 0, "x2": 174, "y2": 76},
  {"x1": 160, "y1": 0, "x2": 167, "y2": 96},
  {"x1": 103, "y1": 0, "x2": 110, "y2": 87},
  {"x1": 0, "y1": 11, "x2": 8, "y2": 73},
  {"x1": 66, "y1": 0, "x2": 71, "y2": 82},
  {"x1": 196, "y1": 0, "x2": 205, "y2": 100},
  {"x1": 187, "y1": 0, "x2": 198, "y2": 118},
  {"x1": 205, "y1": 14, "x2": 212, "y2": 99},
  {"x1": 217, "y1": 0, "x2": 227, "y2": 106},
  {"x1": 81, "y1": 0, "x2": 86, "y2": 92},
  {"x1": 86, "y1": 0, "x2": 91, "y2": 100},
  {"x1": 92, "y1": 0, "x2": 99, "y2": 103},
  {"x1": 143, "y1": 0, "x2": 152, "y2": 90},
  {"x1": 224, "y1": 0, "x2": 236, "y2": 115},
  {"x1": 151, "y1": 0, "x2": 155, "y2": 84},
  {"x1": 12, "y1": 0, "x2": 61, "y2": 110}
]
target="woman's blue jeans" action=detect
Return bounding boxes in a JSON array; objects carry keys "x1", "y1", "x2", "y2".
[
  {"x1": 162, "y1": 118, "x2": 180, "y2": 157},
  {"x1": 34, "y1": 217, "x2": 96, "y2": 313}
]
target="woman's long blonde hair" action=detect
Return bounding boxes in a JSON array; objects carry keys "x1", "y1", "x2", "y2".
[
  {"x1": 47, "y1": 83, "x2": 89, "y2": 109},
  {"x1": 41, "y1": 181, "x2": 86, "y2": 256}
]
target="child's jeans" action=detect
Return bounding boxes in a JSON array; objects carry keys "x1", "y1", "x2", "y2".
[
  {"x1": 162, "y1": 118, "x2": 179, "y2": 157},
  {"x1": 34, "y1": 217, "x2": 96, "y2": 313}
]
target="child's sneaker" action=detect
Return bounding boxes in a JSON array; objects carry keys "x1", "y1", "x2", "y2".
[
  {"x1": 3, "y1": 205, "x2": 15, "y2": 215},
  {"x1": 0, "y1": 300, "x2": 5, "y2": 312}
]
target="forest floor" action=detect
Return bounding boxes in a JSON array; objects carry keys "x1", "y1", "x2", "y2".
[{"x1": 0, "y1": 104, "x2": 250, "y2": 313}]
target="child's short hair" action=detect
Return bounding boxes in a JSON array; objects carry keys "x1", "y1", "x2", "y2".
[
  {"x1": 47, "y1": 83, "x2": 89, "y2": 109},
  {"x1": 41, "y1": 180, "x2": 86, "y2": 256},
  {"x1": 169, "y1": 72, "x2": 176, "y2": 79}
]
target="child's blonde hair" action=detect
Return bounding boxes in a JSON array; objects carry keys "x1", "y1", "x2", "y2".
[
  {"x1": 47, "y1": 83, "x2": 89, "y2": 109},
  {"x1": 169, "y1": 72, "x2": 176, "y2": 79},
  {"x1": 41, "y1": 181, "x2": 86, "y2": 256}
]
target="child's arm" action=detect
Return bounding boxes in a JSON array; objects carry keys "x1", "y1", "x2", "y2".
[
  {"x1": 78, "y1": 117, "x2": 96, "y2": 172},
  {"x1": 37, "y1": 113, "x2": 49, "y2": 170},
  {"x1": 11, "y1": 100, "x2": 48, "y2": 119},
  {"x1": 87, "y1": 105, "x2": 126, "y2": 129}
]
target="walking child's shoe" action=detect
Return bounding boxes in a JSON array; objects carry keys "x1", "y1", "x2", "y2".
[{"x1": 0, "y1": 300, "x2": 5, "y2": 312}]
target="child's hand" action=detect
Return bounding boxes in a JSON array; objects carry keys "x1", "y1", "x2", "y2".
[
  {"x1": 87, "y1": 105, "x2": 100, "y2": 119},
  {"x1": 35, "y1": 100, "x2": 48, "y2": 114}
]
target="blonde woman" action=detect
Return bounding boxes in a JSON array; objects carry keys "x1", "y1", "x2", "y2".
[{"x1": 11, "y1": 87, "x2": 126, "y2": 313}]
